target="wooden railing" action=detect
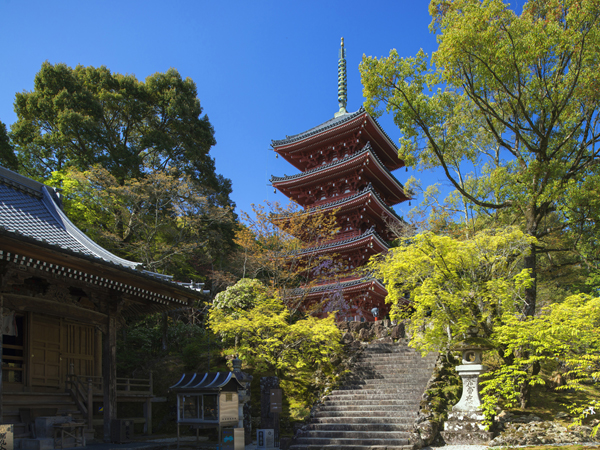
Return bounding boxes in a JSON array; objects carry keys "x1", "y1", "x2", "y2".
[{"x1": 66, "y1": 364, "x2": 153, "y2": 430}]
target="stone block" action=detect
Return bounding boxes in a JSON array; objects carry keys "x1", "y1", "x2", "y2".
[
  {"x1": 348, "y1": 322, "x2": 365, "y2": 333},
  {"x1": 358, "y1": 328, "x2": 372, "y2": 341},
  {"x1": 341, "y1": 332, "x2": 354, "y2": 344},
  {"x1": 441, "y1": 430, "x2": 494, "y2": 445},
  {"x1": 20, "y1": 438, "x2": 54, "y2": 450},
  {"x1": 35, "y1": 416, "x2": 72, "y2": 438},
  {"x1": 373, "y1": 322, "x2": 385, "y2": 338},
  {"x1": 442, "y1": 411, "x2": 494, "y2": 445},
  {"x1": 390, "y1": 323, "x2": 405, "y2": 339}
]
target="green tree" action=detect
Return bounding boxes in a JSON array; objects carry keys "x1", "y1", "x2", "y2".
[
  {"x1": 48, "y1": 165, "x2": 235, "y2": 280},
  {"x1": 213, "y1": 278, "x2": 270, "y2": 311},
  {"x1": 367, "y1": 227, "x2": 534, "y2": 354},
  {"x1": 210, "y1": 291, "x2": 343, "y2": 416},
  {"x1": 10, "y1": 63, "x2": 237, "y2": 281},
  {"x1": 482, "y1": 294, "x2": 600, "y2": 432},
  {"x1": 0, "y1": 121, "x2": 17, "y2": 170},
  {"x1": 360, "y1": 0, "x2": 600, "y2": 319},
  {"x1": 12, "y1": 62, "x2": 230, "y2": 204}
]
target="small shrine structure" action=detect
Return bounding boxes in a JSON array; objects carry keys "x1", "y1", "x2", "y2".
[{"x1": 270, "y1": 38, "x2": 409, "y2": 321}]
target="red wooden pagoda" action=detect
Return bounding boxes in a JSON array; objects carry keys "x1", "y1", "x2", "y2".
[{"x1": 270, "y1": 38, "x2": 409, "y2": 321}]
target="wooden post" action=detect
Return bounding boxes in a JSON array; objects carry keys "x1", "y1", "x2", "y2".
[
  {"x1": 102, "y1": 305, "x2": 117, "y2": 442},
  {"x1": 87, "y1": 379, "x2": 94, "y2": 430},
  {"x1": 143, "y1": 398, "x2": 152, "y2": 435},
  {"x1": 144, "y1": 370, "x2": 153, "y2": 435},
  {"x1": 95, "y1": 328, "x2": 102, "y2": 377}
]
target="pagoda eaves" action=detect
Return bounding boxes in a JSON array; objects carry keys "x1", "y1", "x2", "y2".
[
  {"x1": 271, "y1": 142, "x2": 409, "y2": 208},
  {"x1": 272, "y1": 107, "x2": 404, "y2": 172}
]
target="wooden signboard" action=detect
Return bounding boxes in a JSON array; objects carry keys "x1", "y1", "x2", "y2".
[
  {"x1": 0, "y1": 424, "x2": 13, "y2": 450},
  {"x1": 270, "y1": 388, "x2": 282, "y2": 413}
]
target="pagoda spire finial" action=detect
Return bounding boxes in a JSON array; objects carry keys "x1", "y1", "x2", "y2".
[{"x1": 335, "y1": 37, "x2": 348, "y2": 118}]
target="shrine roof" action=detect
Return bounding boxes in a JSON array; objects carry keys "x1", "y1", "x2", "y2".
[
  {"x1": 0, "y1": 166, "x2": 205, "y2": 294},
  {"x1": 170, "y1": 372, "x2": 243, "y2": 391}
]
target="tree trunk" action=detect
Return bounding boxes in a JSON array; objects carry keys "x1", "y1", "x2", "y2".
[
  {"x1": 523, "y1": 242, "x2": 537, "y2": 318},
  {"x1": 519, "y1": 360, "x2": 541, "y2": 408}
]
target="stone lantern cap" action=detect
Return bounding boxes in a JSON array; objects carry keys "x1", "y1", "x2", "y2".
[{"x1": 451, "y1": 345, "x2": 489, "y2": 366}]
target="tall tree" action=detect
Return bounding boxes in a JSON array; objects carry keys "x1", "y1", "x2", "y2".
[
  {"x1": 360, "y1": 0, "x2": 600, "y2": 318},
  {"x1": 0, "y1": 121, "x2": 17, "y2": 170},
  {"x1": 10, "y1": 63, "x2": 237, "y2": 280},
  {"x1": 12, "y1": 62, "x2": 230, "y2": 206}
]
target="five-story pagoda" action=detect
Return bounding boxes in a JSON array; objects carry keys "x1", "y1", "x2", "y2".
[{"x1": 270, "y1": 38, "x2": 409, "y2": 321}]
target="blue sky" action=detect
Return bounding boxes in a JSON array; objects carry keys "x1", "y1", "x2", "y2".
[{"x1": 0, "y1": 0, "x2": 444, "y2": 220}]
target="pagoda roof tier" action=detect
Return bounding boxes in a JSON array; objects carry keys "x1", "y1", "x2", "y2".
[
  {"x1": 272, "y1": 184, "x2": 404, "y2": 241},
  {"x1": 272, "y1": 107, "x2": 404, "y2": 172},
  {"x1": 317, "y1": 184, "x2": 404, "y2": 232},
  {"x1": 271, "y1": 142, "x2": 409, "y2": 207},
  {"x1": 298, "y1": 226, "x2": 389, "y2": 257},
  {"x1": 290, "y1": 276, "x2": 388, "y2": 300}
]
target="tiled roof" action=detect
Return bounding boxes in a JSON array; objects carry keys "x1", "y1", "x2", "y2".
[
  {"x1": 0, "y1": 167, "x2": 139, "y2": 269},
  {"x1": 297, "y1": 226, "x2": 389, "y2": 255},
  {"x1": 311, "y1": 183, "x2": 405, "y2": 224},
  {"x1": 271, "y1": 107, "x2": 399, "y2": 156},
  {"x1": 271, "y1": 107, "x2": 366, "y2": 147},
  {"x1": 290, "y1": 276, "x2": 386, "y2": 296},
  {"x1": 270, "y1": 142, "x2": 406, "y2": 199},
  {"x1": 0, "y1": 166, "x2": 206, "y2": 292}
]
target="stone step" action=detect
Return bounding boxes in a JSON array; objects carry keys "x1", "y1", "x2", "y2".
[
  {"x1": 319, "y1": 398, "x2": 414, "y2": 409},
  {"x1": 314, "y1": 410, "x2": 418, "y2": 418},
  {"x1": 311, "y1": 417, "x2": 416, "y2": 425},
  {"x1": 325, "y1": 394, "x2": 423, "y2": 402},
  {"x1": 295, "y1": 437, "x2": 411, "y2": 446},
  {"x1": 333, "y1": 384, "x2": 431, "y2": 393},
  {"x1": 361, "y1": 377, "x2": 431, "y2": 384},
  {"x1": 318, "y1": 401, "x2": 419, "y2": 409},
  {"x1": 301, "y1": 430, "x2": 411, "y2": 439},
  {"x1": 290, "y1": 341, "x2": 434, "y2": 450},
  {"x1": 306, "y1": 423, "x2": 412, "y2": 431},
  {"x1": 290, "y1": 445, "x2": 415, "y2": 450},
  {"x1": 352, "y1": 364, "x2": 435, "y2": 370}
]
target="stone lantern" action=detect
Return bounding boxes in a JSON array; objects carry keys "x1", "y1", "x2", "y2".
[{"x1": 440, "y1": 345, "x2": 494, "y2": 444}]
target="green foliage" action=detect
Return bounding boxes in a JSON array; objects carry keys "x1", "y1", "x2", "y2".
[
  {"x1": 0, "y1": 121, "x2": 17, "y2": 170},
  {"x1": 12, "y1": 63, "x2": 223, "y2": 192},
  {"x1": 46, "y1": 165, "x2": 236, "y2": 279},
  {"x1": 117, "y1": 314, "x2": 207, "y2": 376},
  {"x1": 209, "y1": 293, "x2": 343, "y2": 415},
  {"x1": 367, "y1": 227, "x2": 534, "y2": 353},
  {"x1": 481, "y1": 294, "x2": 600, "y2": 430},
  {"x1": 360, "y1": 0, "x2": 600, "y2": 321},
  {"x1": 213, "y1": 278, "x2": 270, "y2": 311}
]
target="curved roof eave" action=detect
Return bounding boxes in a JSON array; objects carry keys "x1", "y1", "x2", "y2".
[
  {"x1": 271, "y1": 142, "x2": 406, "y2": 199},
  {"x1": 297, "y1": 227, "x2": 389, "y2": 255},
  {"x1": 271, "y1": 108, "x2": 366, "y2": 148}
]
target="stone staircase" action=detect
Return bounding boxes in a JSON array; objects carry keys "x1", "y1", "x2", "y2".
[{"x1": 292, "y1": 340, "x2": 437, "y2": 450}]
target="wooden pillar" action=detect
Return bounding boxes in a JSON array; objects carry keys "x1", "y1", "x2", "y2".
[
  {"x1": 95, "y1": 328, "x2": 103, "y2": 377},
  {"x1": 143, "y1": 399, "x2": 152, "y2": 435},
  {"x1": 102, "y1": 304, "x2": 118, "y2": 442}
]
